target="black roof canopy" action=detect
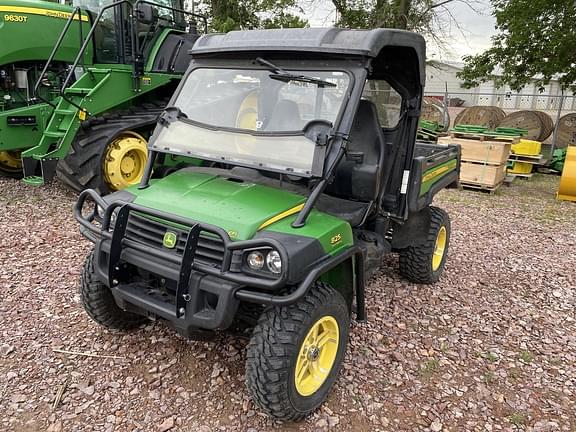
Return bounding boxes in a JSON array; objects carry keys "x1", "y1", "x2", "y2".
[{"x1": 191, "y1": 28, "x2": 426, "y2": 85}]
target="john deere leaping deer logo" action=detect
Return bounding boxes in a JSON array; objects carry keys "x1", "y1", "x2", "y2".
[{"x1": 163, "y1": 231, "x2": 177, "y2": 249}]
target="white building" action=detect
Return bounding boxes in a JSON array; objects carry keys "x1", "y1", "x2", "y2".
[{"x1": 424, "y1": 61, "x2": 575, "y2": 112}]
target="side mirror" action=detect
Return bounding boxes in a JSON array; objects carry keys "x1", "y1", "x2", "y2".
[{"x1": 136, "y1": 4, "x2": 158, "y2": 25}]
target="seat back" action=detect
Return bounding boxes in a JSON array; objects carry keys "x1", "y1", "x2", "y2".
[
  {"x1": 266, "y1": 99, "x2": 303, "y2": 131},
  {"x1": 325, "y1": 100, "x2": 385, "y2": 202}
]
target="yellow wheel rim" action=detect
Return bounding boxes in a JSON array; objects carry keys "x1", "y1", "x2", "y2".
[
  {"x1": 103, "y1": 132, "x2": 148, "y2": 191},
  {"x1": 0, "y1": 150, "x2": 22, "y2": 171},
  {"x1": 294, "y1": 315, "x2": 339, "y2": 397},
  {"x1": 432, "y1": 226, "x2": 447, "y2": 271}
]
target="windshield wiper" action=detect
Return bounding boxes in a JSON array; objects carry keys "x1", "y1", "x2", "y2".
[{"x1": 256, "y1": 57, "x2": 336, "y2": 88}]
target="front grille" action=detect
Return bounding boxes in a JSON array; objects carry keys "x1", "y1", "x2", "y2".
[{"x1": 124, "y1": 213, "x2": 225, "y2": 269}]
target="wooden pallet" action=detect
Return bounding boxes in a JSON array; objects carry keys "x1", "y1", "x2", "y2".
[
  {"x1": 508, "y1": 154, "x2": 544, "y2": 164},
  {"x1": 507, "y1": 172, "x2": 534, "y2": 179},
  {"x1": 461, "y1": 181, "x2": 502, "y2": 194},
  {"x1": 450, "y1": 131, "x2": 520, "y2": 143}
]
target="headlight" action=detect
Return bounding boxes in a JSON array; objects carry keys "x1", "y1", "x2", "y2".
[
  {"x1": 109, "y1": 207, "x2": 119, "y2": 227},
  {"x1": 266, "y1": 250, "x2": 282, "y2": 274},
  {"x1": 247, "y1": 251, "x2": 265, "y2": 270}
]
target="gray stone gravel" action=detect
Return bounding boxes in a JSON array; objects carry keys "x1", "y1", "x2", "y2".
[{"x1": 0, "y1": 174, "x2": 575, "y2": 431}]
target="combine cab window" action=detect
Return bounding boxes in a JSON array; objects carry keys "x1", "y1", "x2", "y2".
[
  {"x1": 150, "y1": 0, "x2": 186, "y2": 27},
  {"x1": 362, "y1": 80, "x2": 403, "y2": 128},
  {"x1": 72, "y1": 0, "x2": 110, "y2": 13}
]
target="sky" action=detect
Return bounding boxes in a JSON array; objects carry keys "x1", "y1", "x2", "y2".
[{"x1": 305, "y1": 0, "x2": 497, "y2": 62}]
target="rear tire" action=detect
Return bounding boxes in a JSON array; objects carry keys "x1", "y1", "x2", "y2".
[
  {"x1": 56, "y1": 103, "x2": 165, "y2": 195},
  {"x1": 80, "y1": 250, "x2": 146, "y2": 330},
  {"x1": 246, "y1": 282, "x2": 349, "y2": 421},
  {"x1": 399, "y1": 206, "x2": 450, "y2": 284}
]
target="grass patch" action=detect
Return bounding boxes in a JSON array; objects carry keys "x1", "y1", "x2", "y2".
[
  {"x1": 519, "y1": 351, "x2": 534, "y2": 363},
  {"x1": 509, "y1": 368, "x2": 521, "y2": 381},
  {"x1": 420, "y1": 358, "x2": 440, "y2": 377},
  {"x1": 484, "y1": 371, "x2": 496, "y2": 384},
  {"x1": 508, "y1": 412, "x2": 527, "y2": 426},
  {"x1": 484, "y1": 352, "x2": 498, "y2": 362}
]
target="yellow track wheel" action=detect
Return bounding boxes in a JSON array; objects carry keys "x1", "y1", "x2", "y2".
[
  {"x1": 103, "y1": 132, "x2": 148, "y2": 191},
  {"x1": 557, "y1": 146, "x2": 576, "y2": 202},
  {"x1": 236, "y1": 92, "x2": 259, "y2": 130},
  {"x1": 295, "y1": 315, "x2": 339, "y2": 397},
  {"x1": 432, "y1": 225, "x2": 447, "y2": 271},
  {"x1": 0, "y1": 150, "x2": 23, "y2": 172}
]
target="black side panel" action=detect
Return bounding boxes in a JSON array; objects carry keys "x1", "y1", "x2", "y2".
[{"x1": 152, "y1": 33, "x2": 199, "y2": 74}]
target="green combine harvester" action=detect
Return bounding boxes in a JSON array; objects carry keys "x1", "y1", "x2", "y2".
[
  {"x1": 0, "y1": 0, "x2": 91, "y2": 178},
  {"x1": 0, "y1": 0, "x2": 204, "y2": 193}
]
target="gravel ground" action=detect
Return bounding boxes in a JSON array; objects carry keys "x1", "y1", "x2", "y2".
[{"x1": 1, "y1": 174, "x2": 575, "y2": 432}]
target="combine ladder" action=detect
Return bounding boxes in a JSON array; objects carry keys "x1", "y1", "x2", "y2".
[{"x1": 21, "y1": 69, "x2": 111, "y2": 186}]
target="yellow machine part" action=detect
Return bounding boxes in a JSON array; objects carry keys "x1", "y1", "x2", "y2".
[
  {"x1": 236, "y1": 92, "x2": 259, "y2": 130},
  {"x1": 509, "y1": 161, "x2": 533, "y2": 174},
  {"x1": 512, "y1": 139, "x2": 541, "y2": 156},
  {"x1": 557, "y1": 146, "x2": 576, "y2": 202}
]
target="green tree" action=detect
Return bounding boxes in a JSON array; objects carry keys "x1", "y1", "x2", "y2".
[
  {"x1": 458, "y1": 0, "x2": 576, "y2": 91},
  {"x1": 330, "y1": 0, "x2": 468, "y2": 33},
  {"x1": 199, "y1": 0, "x2": 307, "y2": 32}
]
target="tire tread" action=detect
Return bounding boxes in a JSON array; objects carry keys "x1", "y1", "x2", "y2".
[
  {"x1": 399, "y1": 206, "x2": 450, "y2": 284},
  {"x1": 246, "y1": 282, "x2": 347, "y2": 421},
  {"x1": 80, "y1": 251, "x2": 146, "y2": 330}
]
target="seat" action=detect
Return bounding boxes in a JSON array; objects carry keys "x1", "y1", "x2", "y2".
[
  {"x1": 266, "y1": 100, "x2": 304, "y2": 131},
  {"x1": 325, "y1": 99, "x2": 386, "y2": 202}
]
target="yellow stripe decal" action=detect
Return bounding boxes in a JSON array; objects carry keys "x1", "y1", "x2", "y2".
[
  {"x1": 258, "y1": 203, "x2": 305, "y2": 231},
  {"x1": 422, "y1": 160, "x2": 457, "y2": 183},
  {"x1": 0, "y1": 6, "x2": 89, "y2": 22}
]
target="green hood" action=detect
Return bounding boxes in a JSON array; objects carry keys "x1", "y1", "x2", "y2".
[{"x1": 132, "y1": 170, "x2": 306, "y2": 240}]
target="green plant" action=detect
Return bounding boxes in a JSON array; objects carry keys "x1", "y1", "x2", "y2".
[
  {"x1": 484, "y1": 371, "x2": 496, "y2": 384},
  {"x1": 508, "y1": 412, "x2": 527, "y2": 426},
  {"x1": 509, "y1": 368, "x2": 521, "y2": 380},
  {"x1": 420, "y1": 358, "x2": 440, "y2": 377},
  {"x1": 519, "y1": 351, "x2": 534, "y2": 363},
  {"x1": 485, "y1": 352, "x2": 498, "y2": 363}
]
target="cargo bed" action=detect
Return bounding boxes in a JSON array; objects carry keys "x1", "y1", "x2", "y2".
[{"x1": 407, "y1": 142, "x2": 461, "y2": 212}]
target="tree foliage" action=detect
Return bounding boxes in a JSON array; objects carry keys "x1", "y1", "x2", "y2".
[
  {"x1": 458, "y1": 0, "x2": 576, "y2": 91},
  {"x1": 329, "y1": 0, "x2": 476, "y2": 50},
  {"x1": 198, "y1": 0, "x2": 307, "y2": 32}
]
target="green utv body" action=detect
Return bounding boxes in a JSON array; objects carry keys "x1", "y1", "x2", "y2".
[
  {"x1": 75, "y1": 28, "x2": 461, "y2": 421},
  {"x1": 0, "y1": 0, "x2": 204, "y2": 193}
]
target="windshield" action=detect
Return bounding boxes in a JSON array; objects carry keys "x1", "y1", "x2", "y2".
[
  {"x1": 173, "y1": 68, "x2": 350, "y2": 132},
  {"x1": 152, "y1": 67, "x2": 351, "y2": 176}
]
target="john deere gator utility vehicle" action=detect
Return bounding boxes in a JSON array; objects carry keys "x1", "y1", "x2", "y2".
[
  {"x1": 0, "y1": 0, "x2": 205, "y2": 193},
  {"x1": 0, "y1": 0, "x2": 93, "y2": 177},
  {"x1": 74, "y1": 28, "x2": 461, "y2": 420}
]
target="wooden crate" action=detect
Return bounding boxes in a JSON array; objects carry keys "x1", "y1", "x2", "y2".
[
  {"x1": 460, "y1": 162, "x2": 507, "y2": 187},
  {"x1": 438, "y1": 136, "x2": 512, "y2": 165}
]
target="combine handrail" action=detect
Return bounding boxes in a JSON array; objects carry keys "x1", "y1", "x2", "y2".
[
  {"x1": 131, "y1": 0, "x2": 208, "y2": 89},
  {"x1": 60, "y1": 0, "x2": 134, "y2": 113},
  {"x1": 60, "y1": 0, "x2": 207, "y2": 115},
  {"x1": 33, "y1": 7, "x2": 85, "y2": 108},
  {"x1": 133, "y1": 0, "x2": 208, "y2": 34}
]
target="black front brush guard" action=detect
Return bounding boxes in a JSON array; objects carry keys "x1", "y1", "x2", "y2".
[{"x1": 75, "y1": 189, "x2": 365, "y2": 318}]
